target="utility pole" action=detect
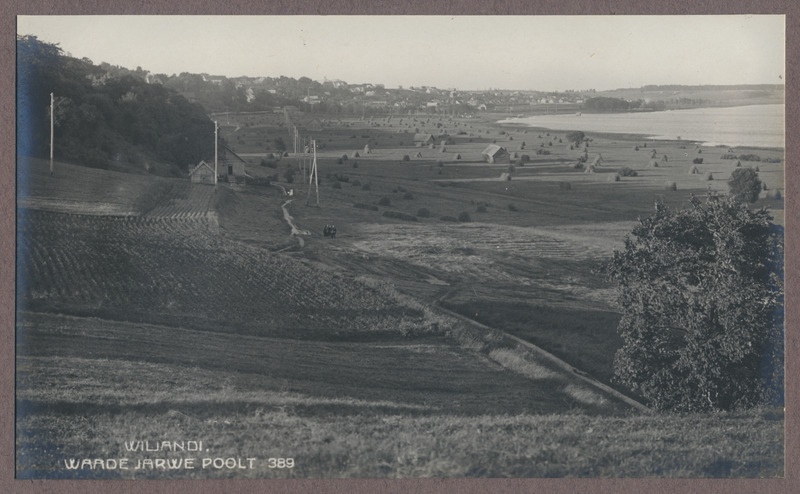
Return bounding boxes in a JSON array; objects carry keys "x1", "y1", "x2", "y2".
[
  {"x1": 49, "y1": 92, "x2": 54, "y2": 176},
  {"x1": 306, "y1": 139, "x2": 319, "y2": 207},
  {"x1": 214, "y1": 120, "x2": 218, "y2": 188}
]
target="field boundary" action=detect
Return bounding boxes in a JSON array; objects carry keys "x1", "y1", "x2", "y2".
[{"x1": 435, "y1": 301, "x2": 650, "y2": 412}]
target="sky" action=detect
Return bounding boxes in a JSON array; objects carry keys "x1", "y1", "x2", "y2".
[{"x1": 17, "y1": 15, "x2": 785, "y2": 92}]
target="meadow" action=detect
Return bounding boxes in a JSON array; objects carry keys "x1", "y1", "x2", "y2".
[{"x1": 15, "y1": 109, "x2": 785, "y2": 478}]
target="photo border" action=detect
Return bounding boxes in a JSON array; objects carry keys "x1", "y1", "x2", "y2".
[{"x1": 2, "y1": 1, "x2": 797, "y2": 493}]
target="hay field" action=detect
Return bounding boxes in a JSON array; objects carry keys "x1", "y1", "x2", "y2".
[{"x1": 15, "y1": 109, "x2": 784, "y2": 478}]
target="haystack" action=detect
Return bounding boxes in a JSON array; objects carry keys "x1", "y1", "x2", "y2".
[
  {"x1": 584, "y1": 164, "x2": 596, "y2": 174},
  {"x1": 499, "y1": 172, "x2": 512, "y2": 181},
  {"x1": 689, "y1": 165, "x2": 700, "y2": 174},
  {"x1": 364, "y1": 144, "x2": 371, "y2": 154},
  {"x1": 705, "y1": 172, "x2": 714, "y2": 181},
  {"x1": 649, "y1": 159, "x2": 659, "y2": 168},
  {"x1": 609, "y1": 173, "x2": 621, "y2": 182}
]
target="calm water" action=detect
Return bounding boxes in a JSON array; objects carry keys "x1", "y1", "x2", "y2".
[{"x1": 500, "y1": 104, "x2": 784, "y2": 149}]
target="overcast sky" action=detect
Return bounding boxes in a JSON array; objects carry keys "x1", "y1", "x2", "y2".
[{"x1": 17, "y1": 15, "x2": 785, "y2": 91}]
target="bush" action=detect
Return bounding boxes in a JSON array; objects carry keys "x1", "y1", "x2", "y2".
[
  {"x1": 507, "y1": 203, "x2": 518, "y2": 212},
  {"x1": 417, "y1": 208, "x2": 431, "y2": 218},
  {"x1": 559, "y1": 181, "x2": 572, "y2": 191},
  {"x1": 458, "y1": 212, "x2": 471, "y2": 222},
  {"x1": 377, "y1": 196, "x2": 391, "y2": 206},
  {"x1": 728, "y1": 167, "x2": 762, "y2": 203},
  {"x1": 382, "y1": 210, "x2": 417, "y2": 221},
  {"x1": 619, "y1": 166, "x2": 638, "y2": 177},
  {"x1": 566, "y1": 131, "x2": 585, "y2": 147},
  {"x1": 402, "y1": 154, "x2": 410, "y2": 161},
  {"x1": 739, "y1": 154, "x2": 761, "y2": 162},
  {"x1": 609, "y1": 173, "x2": 621, "y2": 182},
  {"x1": 693, "y1": 158, "x2": 704, "y2": 164},
  {"x1": 605, "y1": 193, "x2": 783, "y2": 412}
]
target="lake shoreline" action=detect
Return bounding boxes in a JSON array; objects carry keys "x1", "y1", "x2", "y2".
[{"x1": 496, "y1": 104, "x2": 784, "y2": 150}]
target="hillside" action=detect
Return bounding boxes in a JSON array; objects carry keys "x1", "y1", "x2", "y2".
[{"x1": 17, "y1": 35, "x2": 216, "y2": 176}]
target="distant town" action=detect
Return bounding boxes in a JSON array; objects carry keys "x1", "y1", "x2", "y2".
[{"x1": 93, "y1": 61, "x2": 784, "y2": 116}]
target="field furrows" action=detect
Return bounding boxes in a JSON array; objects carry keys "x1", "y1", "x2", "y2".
[
  {"x1": 144, "y1": 182, "x2": 215, "y2": 219},
  {"x1": 17, "y1": 210, "x2": 419, "y2": 337},
  {"x1": 17, "y1": 313, "x2": 628, "y2": 416}
]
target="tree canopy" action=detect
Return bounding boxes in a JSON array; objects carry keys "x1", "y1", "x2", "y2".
[
  {"x1": 728, "y1": 167, "x2": 763, "y2": 203},
  {"x1": 605, "y1": 193, "x2": 783, "y2": 412},
  {"x1": 17, "y1": 35, "x2": 215, "y2": 173}
]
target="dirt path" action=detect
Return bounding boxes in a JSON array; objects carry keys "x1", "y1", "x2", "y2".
[{"x1": 281, "y1": 198, "x2": 309, "y2": 248}]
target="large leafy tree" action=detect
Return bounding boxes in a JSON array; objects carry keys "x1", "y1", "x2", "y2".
[
  {"x1": 728, "y1": 167, "x2": 763, "y2": 203},
  {"x1": 605, "y1": 193, "x2": 783, "y2": 412}
]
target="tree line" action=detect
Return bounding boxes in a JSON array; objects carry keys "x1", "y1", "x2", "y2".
[{"x1": 17, "y1": 35, "x2": 216, "y2": 174}]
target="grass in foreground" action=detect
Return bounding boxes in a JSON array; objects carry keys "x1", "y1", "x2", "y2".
[{"x1": 16, "y1": 356, "x2": 783, "y2": 479}]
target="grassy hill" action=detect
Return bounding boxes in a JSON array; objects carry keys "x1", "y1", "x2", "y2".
[{"x1": 15, "y1": 106, "x2": 784, "y2": 478}]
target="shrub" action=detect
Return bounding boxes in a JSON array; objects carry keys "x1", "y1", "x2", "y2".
[
  {"x1": 402, "y1": 154, "x2": 410, "y2": 161},
  {"x1": 728, "y1": 167, "x2": 762, "y2": 203},
  {"x1": 382, "y1": 210, "x2": 417, "y2": 221},
  {"x1": 507, "y1": 203, "x2": 518, "y2": 212},
  {"x1": 378, "y1": 196, "x2": 391, "y2": 206},
  {"x1": 566, "y1": 131, "x2": 585, "y2": 147},
  {"x1": 693, "y1": 158, "x2": 704, "y2": 164},
  {"x1": 352, "y1": 161, "x2": 359, "y2": 168},
  {"x1": 619, "y1": 166, "x2": 638, "y2": 177},
  {"x1": 705, "y1": 172, "x2": 714, "y2": 181},
  {"x1": 559, "y1": 182, "x2": 572, "y2": 191},
  {"x1": 458, "y1": 212, "x2": 472, "y2": 222},
  {"x1": 417, "y1": 208, "x2": 431, "y2": 218},
  {"x1": 739, "y1": 154, "x2": 761, "y2": 162},
  {"x1": 604, "y1": 193, "x2": 783, "y2": 412},
  {"x1": 609, "y1": 173, "x2": 621, "y2": 182},
  {"x1": 666, "y1": 181, "x2": 677, "y2": 191},
  {"x1": 536, "y1": 149, "x2": 551, "y2": 155}
]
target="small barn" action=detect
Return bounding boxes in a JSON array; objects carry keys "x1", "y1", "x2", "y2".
[
  {"x1": 220, "y1": 145, "x2": 249, "y2": 185},
  {"x1": 481, "y1": 144, "x2": 510, "y2": 164},
  {"x1": 306, "y1": 118, "x2": 324, "y2": 132},
  {"x1": 414, "y1": 133, "x2": 435, "y2": 147},
  {"x1": 189, "y1": 160, "x2": 215, "y2": 184}
]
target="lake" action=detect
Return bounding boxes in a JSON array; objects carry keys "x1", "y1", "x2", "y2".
[{"x1": 499, "y1": 104, "x2": 784, "y2": 149}]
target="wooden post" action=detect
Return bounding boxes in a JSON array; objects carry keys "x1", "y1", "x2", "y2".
[
  {"x1": 49, "y1": 92, "x2": 54, "y2": 176},
  {"x1": 214, "y1": 120, "x2": 218, "y2": 188}
]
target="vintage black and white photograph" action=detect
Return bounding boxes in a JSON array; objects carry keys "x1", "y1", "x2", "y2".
[{"x1": 14, "y1": 14, "x2": 785, "y2": 479}]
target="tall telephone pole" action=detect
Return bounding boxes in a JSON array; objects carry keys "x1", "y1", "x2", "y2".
[
  {"x1": 214, "y1": 120, "x2": 219, "y2": 188},
  {"x1": 49, "y1": 92, "x2": 54, "y2": 176},
  {"x1": 306, "y1": 139, "x2": 319, "y2": 207}
]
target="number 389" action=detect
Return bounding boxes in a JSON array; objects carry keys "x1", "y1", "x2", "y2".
[{"x1": 268, "y1": 458, "x2": 294, "y2": 469}]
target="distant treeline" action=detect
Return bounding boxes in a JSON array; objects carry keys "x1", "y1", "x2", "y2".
[
  {"x1": 640, "y1": 84, "x2": 784, "y2": 92},
  {"x1": 17, "y1": 35, "x2": 216, "y2": 173},
  {"x1": 581, "y1": 97, "x2": 671, "y2": 112}
]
